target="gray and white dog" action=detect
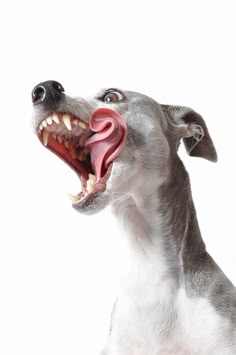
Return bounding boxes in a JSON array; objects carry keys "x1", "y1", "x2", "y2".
[{"x1": 32, "y1": 81, "x2": 236, "y2": 355}]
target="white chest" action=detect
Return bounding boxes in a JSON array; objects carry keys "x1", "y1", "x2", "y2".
[
  {"x1": 104, "y1": 274, "x2": 235, "y2": 355},
  {"x1": 105, "y1": 200, "x2": 236, "y2": 354}
]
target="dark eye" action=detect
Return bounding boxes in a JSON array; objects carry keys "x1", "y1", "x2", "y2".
[{"x1": 103, "y1": 91, "x2": 124, "y2": 103}]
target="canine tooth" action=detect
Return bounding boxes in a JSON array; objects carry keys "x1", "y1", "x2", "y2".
[
  {"x1": 46, "y1": 117, "x2": 53, "y2": 125},
  {"x1": 43, "y1": 131, "x2": 49, "y2": 146},
  {"x1": 87, "y1": 180, "x2": 94, "y2": 194},
  {"x1": 42, "y1": 120, "x2": 47, "y2": 128},
  {"x1": 89, "y1": 174, "x2": 96, "y2": 185},
  {"x1": 79, "y1": 121, "x2": 87, "y2": 129},
  {"x1": 62, "y1": 114, "x2": 72, "y2": 131},
  {"x1": 52, "y1": 114, "x2": 60, "y2": 124},
  {"x1": 87, "y1": 175, "x2": 96, "y2": 193}
]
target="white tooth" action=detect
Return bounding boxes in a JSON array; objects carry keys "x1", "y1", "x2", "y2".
[
  {"x1": 68, "y1": 192, "x2": 85, "y2": 204},
  {"x1": 57, "y1": 136, "x2": 63, "y2": 144},
  {"x1": 68, "y1": 193, "x2": 79, "y2": 203},
  {"x1": 52, "y1": 133, "x2": 57, "y2": 140},
  {"x1": 39, "y1": 123, "x2": 44, "y2": 130},
  {"x1": 43, "y1": 131, "x2": 49, "y2": 146},
  {"x1": 89, "y1": 174, "x2": 96, "y2": 185},
  {"x1": 87, "y1": 180, "x2": 94, "y2": 194},
  {"x1": 73, "y1": 119, "x2": 79, "y2": 126},
  {"x1": 64, "y1": 141, "x2": 69, "y2": 149},
  {"x1": 52, "y1": 114, "x2": 60, "y2": 124},
  {"x1": 42, "y1": 120, "x2": 47, "y2": 128},
  {"x1": 87, "y1": 174, "x2": 96, "y2": 193},
  {"x1": 79, "y1": 121, "x2": 87, "y2": 129},
  {"x1": 46, "y1": 116, "x2": 53, "y2": 125},
  {"x1": 62, "y1": 114, "x2": 72, "y2": 131}
]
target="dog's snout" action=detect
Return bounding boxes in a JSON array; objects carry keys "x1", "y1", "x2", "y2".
[{"x1": 31, "y1": 80, "x2": 64, "y2": 106}]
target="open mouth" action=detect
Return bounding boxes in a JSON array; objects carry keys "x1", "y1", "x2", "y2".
[{"x1": 37, "y1": 108, "x2": 127, "y2": 206}]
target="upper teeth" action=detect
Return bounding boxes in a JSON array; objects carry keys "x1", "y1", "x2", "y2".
[
  {"x1": 43, "y1": 130, "x2": 49, "y2": 146},
  {"x1": 38, "y1": 113, "x2": 91, "y2": 166},
  {"x1": 38, "y1": 113, "x2": 98, "y2": 202},
  {"x1": 39, "y1": 113, "x2": 88, "y2": 132},
  {"x1": 46, "y1": 117, "x2": 53, "y2": 125},
  {"x1": 52, "y1": 113, "x2": 60, "y2": 124},
  {"x1": 79, "y1": 122, "x2": 86, "y2": 129},
  {"x1": 62, "y1": 114, "x2": 72, "y2": 131}
]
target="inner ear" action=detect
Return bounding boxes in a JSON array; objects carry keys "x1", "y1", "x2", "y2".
[
  {"x1": 182, "y1": 123, "x2": 205, "y2": 156},
  {"x1": 180, "y1": 123, "x2": 204, "y2": 140},
  {"x1": 162, "y1": 105, "x2": 218, "y2": 162}
]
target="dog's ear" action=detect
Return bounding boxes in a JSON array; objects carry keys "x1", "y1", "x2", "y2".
[{"x1": 162, "y1": 105, "x2": 217, "y2": 162}]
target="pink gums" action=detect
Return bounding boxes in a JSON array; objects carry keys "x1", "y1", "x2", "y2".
[{"x1": 85, "y1": 108, "x2": 127, "y2": 181}]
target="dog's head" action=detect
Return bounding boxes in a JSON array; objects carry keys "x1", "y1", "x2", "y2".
[{"x1": 32, "y1": 81, "x2": 217, "y2": 214}]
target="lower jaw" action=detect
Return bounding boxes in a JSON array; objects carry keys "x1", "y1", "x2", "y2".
[{"x1": 71, "y1": 164, "x2": 112, "y2": 206}]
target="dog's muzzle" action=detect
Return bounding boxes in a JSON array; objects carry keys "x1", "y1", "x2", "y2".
[{"x1": 32, "y1": 82, "x2": 127, "y2": 207}]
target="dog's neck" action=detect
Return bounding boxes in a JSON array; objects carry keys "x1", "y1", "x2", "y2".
[{"x1": 111, "y1": 157, "x2": 206, "y2": 283}]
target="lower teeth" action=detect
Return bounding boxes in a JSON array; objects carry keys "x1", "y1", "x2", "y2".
[
  {"x1": 68, "y1": 173, "x2": 96, "y2": 204},
  {"x1": 86, "y1": 174, "x2": 96, "y2": 193}
]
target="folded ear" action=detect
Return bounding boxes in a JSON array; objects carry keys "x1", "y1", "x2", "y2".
[{"x1": 162, "y1": 105, "x2": 218, "y2": 162}]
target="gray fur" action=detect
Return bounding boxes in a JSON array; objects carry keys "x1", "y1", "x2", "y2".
[{"x1": 33, "y1": 83, "x2": 236, "y2": 353}]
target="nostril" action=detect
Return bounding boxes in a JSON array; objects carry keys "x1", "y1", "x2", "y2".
[
  {"x1": 52, "y1": 81, "x2": 64, "y2": 94},
  {"x1": 32, "y1": 85, "x2": 46, "y2": 104}
]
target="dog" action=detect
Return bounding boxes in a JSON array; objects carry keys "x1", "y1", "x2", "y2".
[{"x1": 32, "y1": 81, "x2": 236, "y2": 354}]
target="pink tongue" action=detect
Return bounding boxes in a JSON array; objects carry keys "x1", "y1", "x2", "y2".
[{"x1": 85, "y1": 108, "x2": 127, "y2": 181}]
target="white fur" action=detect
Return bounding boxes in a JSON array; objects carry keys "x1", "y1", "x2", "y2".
[
  {"x1": 100, "y1": 191, "x2": 236, "y2": 355},
  {"x1": 106, "y1": 287, "x2": 234, "y2": 355}
]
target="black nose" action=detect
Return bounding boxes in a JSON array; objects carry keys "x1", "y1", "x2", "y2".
[{"x1": 31, "y1": 80, "x2": 64, "y2": 106}]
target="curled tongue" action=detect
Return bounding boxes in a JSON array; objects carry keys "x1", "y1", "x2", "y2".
[{"x1": 85, "y1": 108, "x2": 127, "y2": 181}]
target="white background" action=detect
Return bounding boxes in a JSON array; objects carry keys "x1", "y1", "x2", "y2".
[{"x1": 0, "y1": 1, "x2": 235, "y2": 354}]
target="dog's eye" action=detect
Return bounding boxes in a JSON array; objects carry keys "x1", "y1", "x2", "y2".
[{"x1": 103, "y1": 91, "x2": 124, "y2": 103}]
